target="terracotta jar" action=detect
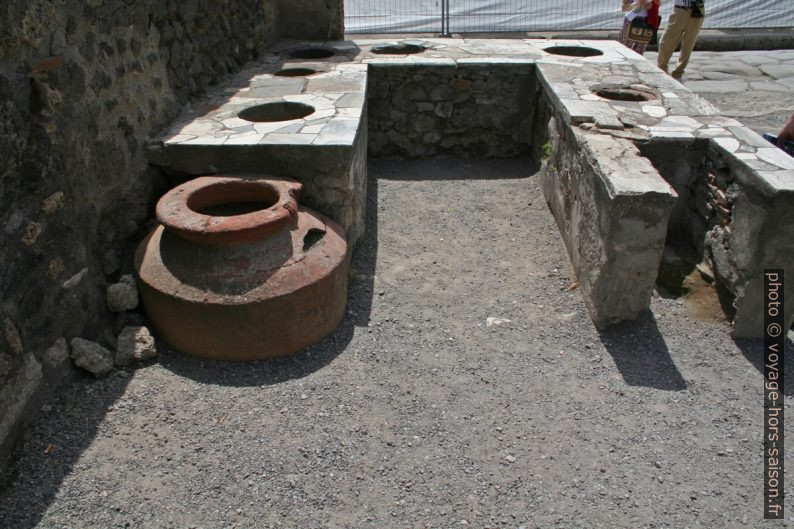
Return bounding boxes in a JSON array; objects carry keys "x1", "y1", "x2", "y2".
[{"x1": 134, "y1": 175, "x2": 348, "y2": 361}]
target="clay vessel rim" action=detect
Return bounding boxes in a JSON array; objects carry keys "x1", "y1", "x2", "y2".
[{"x1": 155, "y1": 176, "x2": 302, "y2": 245}]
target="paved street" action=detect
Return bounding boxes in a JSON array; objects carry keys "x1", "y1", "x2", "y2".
[{"x1": 645, "y1": 49, "x2": 794, "y2": 137}]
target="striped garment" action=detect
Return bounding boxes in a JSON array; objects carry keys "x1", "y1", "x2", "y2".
[{"x1": 618, "y1": 17, "x2": 649, "y2": 55}]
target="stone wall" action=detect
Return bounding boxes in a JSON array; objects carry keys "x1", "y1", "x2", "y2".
[
  {"x1": 639, "y1": 138, "x2": 794, "y2": 335},
  {"x1": 0, "y1": 0, "x2": 278, "y2": 465},
  {"x1": 367, "y1": 64, "x2": 540, "y2": 159},
  {"x1": 541, "y1": 116, "x2": 677, "y2": 328},
  {"x1": 703, "y1": 142, "x2": 794, "y2": 336},
  {"x1": 277, "y1": 0, "x2": 344, "y2": 40}
]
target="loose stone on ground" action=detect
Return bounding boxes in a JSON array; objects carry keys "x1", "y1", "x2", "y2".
[
  {"x1": 106, "y1": 275, "x2": 139, "y2": 313},
  {"x1": 114, "y1": 326, "x2": 157, "y2": 366},
  {"x1": 69, "y1": 338, "x2": 114, "y2": 377}
]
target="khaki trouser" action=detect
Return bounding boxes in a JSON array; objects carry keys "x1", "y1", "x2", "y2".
[{"x1": 657, "y1": 6, "x2": 705, "y2": 78}]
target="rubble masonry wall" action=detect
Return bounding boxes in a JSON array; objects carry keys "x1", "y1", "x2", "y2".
[
  {"x1": 0, "y1": 0, "x2": 280, "y2": 465},
  {"x1": 367, "y1": 65, "x2": 541, "y2": 159}
]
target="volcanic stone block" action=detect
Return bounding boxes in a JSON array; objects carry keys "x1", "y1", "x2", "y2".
[
  {"x1": 106, "y1": 274, "x2": 139, "y2": 312},
  {"x1": 70, "y1": 338, "x2": 114, "y2": 377},
  {"x1": 541, "y1": 119, "x2": 677, "y2": 328},
  {"x1": 115, "y1": 326, "x2": 157, "y2": 366}
]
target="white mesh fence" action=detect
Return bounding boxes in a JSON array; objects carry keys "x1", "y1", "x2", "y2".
[{"x1": 345, "y1": 0, "x2": 794, "y2": 34}]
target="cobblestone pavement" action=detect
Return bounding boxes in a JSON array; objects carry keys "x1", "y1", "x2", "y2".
[{"x1": 645, "y1": 49, "x2": 794, "y2": 136}]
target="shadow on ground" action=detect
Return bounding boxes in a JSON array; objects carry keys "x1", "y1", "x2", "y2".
[
  {"x1": 734, "y1": 334, "x2": 794, "y2": 397},
  {"x1": 0, "y1": 373, "x2": 131, "y2": 529},
  {"x1": 598, "y1": 310, "x2": 688, "y2": 391}
]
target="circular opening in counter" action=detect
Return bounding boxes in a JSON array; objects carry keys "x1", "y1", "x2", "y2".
[
  {"x1": 371, "y1": 42, "x2": 426, "y2": 55},
  {"x1": 593, "y1": 87, "x2": 657, "y2": 102},
  {"x1": 288, "y1": 47, "x2": 335, "y2": 59},
  {"x1": 543, "y1": 46, "x2": 603, "y2": 57},
  {"x1": 238, "y1": 102, "x2": 315, "y2": 122},
  {"x1": 274, "y1": 67, "x2": 318, "y2": 77}
]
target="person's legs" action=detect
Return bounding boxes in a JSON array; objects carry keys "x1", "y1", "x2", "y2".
[
  {"x1": 671, "y1": 13, "x2": 704, "y2": 78},
  {"x1": 657, "y1": 9, "x2": 687, "y2": 73}
]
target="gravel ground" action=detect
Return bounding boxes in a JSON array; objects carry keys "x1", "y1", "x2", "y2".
[{"x1": 1, "y1": 156, "x2": 792, "y2": 529}]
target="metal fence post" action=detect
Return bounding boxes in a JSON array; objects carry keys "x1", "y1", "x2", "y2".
[
  {"x1": 442, "y1": 0, "x2": 451, "y2": 36},
  {"x1": 441, "y1": 0, "x2": 446, "y2": 36}
]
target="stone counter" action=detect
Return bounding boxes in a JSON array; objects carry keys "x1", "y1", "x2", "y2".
[
  {"x1": 150, "y1": 37, "x2": 794, "y2": 337},
  {"x1": 151, "y1": 57, "x2": 369, "y2": 245}
]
